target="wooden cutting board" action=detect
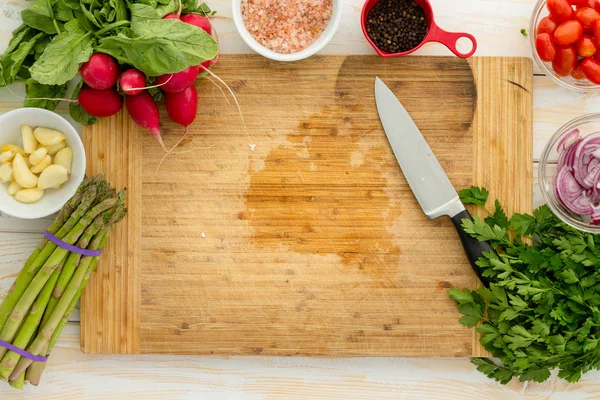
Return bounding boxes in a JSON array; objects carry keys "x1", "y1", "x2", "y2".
[{"x1": 81, "y1": 55, "x2": 532, "y2": 356}]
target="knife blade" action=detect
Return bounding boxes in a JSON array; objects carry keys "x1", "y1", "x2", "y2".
[{"x1": 374, "y1": 77, "x2": 491, "y2": 286}]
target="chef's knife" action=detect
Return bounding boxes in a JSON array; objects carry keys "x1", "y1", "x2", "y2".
[{"x1": 374, "y1": 77, "x2": 491, "y2": 287}]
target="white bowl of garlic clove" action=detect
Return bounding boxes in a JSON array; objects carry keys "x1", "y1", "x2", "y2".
[{"x1": 0, "y1": 108, "x2": 85, "y2": 219}]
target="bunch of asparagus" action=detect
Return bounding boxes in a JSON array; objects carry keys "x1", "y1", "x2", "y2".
[{"x1": 0, "y1": 174, "x2": 127, "y2": 389}]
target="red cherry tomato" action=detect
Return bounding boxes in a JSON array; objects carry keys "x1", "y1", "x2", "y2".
[
  {"x1": 552, "y1": 46, "x2": 578, "y2": 75},
  {"x1": 576, "y1": 34, "x2": 598, "y2": 56},
  {"x1": 580, "y1": 57, "x2": 600, "y2": 82},
  {"x1": 548, "y1": 0, "x2": 576, "y2": 21},
  {"x1": 554, "y1": 20, "x2": 584, "y2": 45},
  {"x1": 572, "y1": 61, "x2": 586, "y2": 79},
  {"x1": 538, "y1": 16, "x2": 559, "y2": 35},
  {"x1": 572, "y1": 0, "x2": 600, "y2": 12},
  {"x1": 575, "y1": 7, "x2": 600, "y2": 31},
  {"x1": 594, "y1": 20, "x2": 600, "y2": 46},
  {"x1": 536, "y1": 33, "x2": 558, "y2": 61}
]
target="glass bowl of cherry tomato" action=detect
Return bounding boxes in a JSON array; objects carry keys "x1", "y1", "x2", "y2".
[{"x1": 531, "y1": 0, "x2": 600, "y2": 91}]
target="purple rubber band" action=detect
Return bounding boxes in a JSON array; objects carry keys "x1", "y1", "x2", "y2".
[
  {"x1": 44, "y1": 232, "x2": 102, "y2": 257},
  {"x1": 0, "y1": 340, "x2": 48, "y2": 362}
]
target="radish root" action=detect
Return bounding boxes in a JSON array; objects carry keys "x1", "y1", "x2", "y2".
[
  {"x1": 2, "y1": 84, "x2": 76, "y2": 103},
  {"x1": 124, "y1": 74, "x2": 173, "y2": 93},
  {"x1": 153, "y1": 142, "x2": 215, "y2": 178},
  {"x1": 155, "y1": 127, "x2": 189, "y2": 175},
  {"x1": 202, "y1": 75, "x2": 230, "y2": 105},
  {"x1": 199, "y1": 64, "x2": 255, "y2": 151}
]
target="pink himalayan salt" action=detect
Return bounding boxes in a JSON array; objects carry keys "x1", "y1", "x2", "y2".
[{"x1": 241, "y1": 0, "x2": 333, "y2": 54}]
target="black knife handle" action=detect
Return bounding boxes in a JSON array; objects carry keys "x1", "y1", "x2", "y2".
[{"x1": 450, "y1": 209, "x2": 492, "y2": 287}]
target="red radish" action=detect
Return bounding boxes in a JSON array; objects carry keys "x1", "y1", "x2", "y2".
[
  {"x1": 156, "y1": 85, "x2": 198, "y2": 171},
  {"x1": 163, "y1": 13, "x2": 180, "y2": 19},
  {"x1": 78, "y1": 86, "x2": 123, "y2": 117},
  {"x1": 181, "y1": 14, "x2": 212, "y2": 34},
  {"x1": 165, "y1": 84, "x2": 198, "y2": 129},
  {"x1": 120, "y1": 70, "x2": 147, "y2": 96},
  {"x1": 155, "y1": 65, "x2": 200, "y2": 93},
  {"x1": 201, "y1": 53, "x2": 219, "y2": 70},
  {"x1": 79, "y1": 54, "x2": 120, "y2": 90},
  {"x1": 125, "y1": 91, "x2": 166, "y2": 151}
]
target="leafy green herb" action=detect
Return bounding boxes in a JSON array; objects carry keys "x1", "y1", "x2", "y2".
[
  {"x1": 69, "y1": 80, "x2": 99, "y2": 125},
  {"x1": 451, "y1": 186, "x2": 600, "y2": 384},
  {"x1": 29, "y1": 20, "x2": 93, "y2": 85},
  {"x1": 4, "y1": 25, "x2": 35, "y2": 56},
  {"x1": 0, "y1": 32, "x2": 44, "y2": 86},
  {"x1": 20, "y1": 0, "x2": 64, "y2": 35},
  {"x1": 188, "y1": 2, "x2": 216, "y2": 15},
  {"x1": 97, "y1": 19, "x2": 217, "y2": 76},
  {"x1": 521, "y1": 29, "x2": 528, "y2": 37},
  {"x1": 24, "y1": 80, "x2": 66, "y2": 110},
  {"x1": 459, "y1": 186, "x2": 489, "y2": 207}
]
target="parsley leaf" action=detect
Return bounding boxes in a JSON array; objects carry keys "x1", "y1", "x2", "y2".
[
  {"x1": 450, "y1": 187, "x2": 600, "y2": 385},
  {"x1": 485, "y1": 200, "x2": 509, "y2": 229},
  {"x1": 459, "y1": 186, "x2": 489, "y2": 207}
]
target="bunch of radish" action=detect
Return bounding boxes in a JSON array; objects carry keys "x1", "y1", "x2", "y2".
[{"x1": 76, "y1": 14, "x2": 216, "y2": 152}]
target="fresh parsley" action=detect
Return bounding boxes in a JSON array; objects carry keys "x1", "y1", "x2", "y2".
[
  {"x1": 452, "y1": 186, "x2": 600, "y2": 384},
  {"x1": 458, "y1": 186, "x2": 489, "y2": 207}
]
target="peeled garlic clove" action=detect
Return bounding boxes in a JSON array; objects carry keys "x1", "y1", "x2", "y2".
[
  {"x1": 12, "y1": 153, "x2": 38, "y2": 188},
  {"x1": 0, "y1": 151, "x2": 14, "y2": 163},
  {"x1": 0, "y1": 163, "x2": 12, "y2": 183},
  {"x1": 30, "y1": 155, "x2": 51, "y2": 174},
  {"x1": 33, "y1": 127, "x2": 66, "y2": 146},
  {"x1": 29, "y1": 147, "x2": 48, "y2": 166},
  {"x1": 21, "y1": 125, "x2": 38, "y2": 154},
  {"x1": 14, "y1": 188, "x2": 44, "y2": 204},
  {"x1": 0, "y1": 144, "x2": 25, "y2": 156},
  {"x1": 37, "y1": 164, "x2": 68, "y2": 190},
  {"x1": 7, "y1": 181, "x2": 22, "y2": 196},
  {"x1": 54, "y1": 147, "x2": 72, "y2": 173},
  {"x1": 43, "y1": 141, "x2": 66, "y2": 156}
]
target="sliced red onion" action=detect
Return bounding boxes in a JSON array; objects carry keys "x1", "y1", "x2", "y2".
[
  {"x1": 593, "y1": 168, "x2": 600, "y2": 197},
  {"x1": 558, "y1": 128, "x2": 580, "y2": 153},
  {"x1": 588, "y1": 157, "x2": 600, "y2": 171},
  {"x1": 555, "y1": 166, "x2": 593, "y2": 214},
  {"x1": 558, "y1": 138, "x2": 580, "y2": 170},
  {"x1": 554, "y1": 131, "x2": 600, "y2": 224},
  {"x1": 583, "y1": 165, "x2": 600, "y2": 187},
  {"x1": 573, "y1": 133, "x2": 600, "y2": 188}
]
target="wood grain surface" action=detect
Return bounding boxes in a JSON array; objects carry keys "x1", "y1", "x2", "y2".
[
  {"x1": 2, "y1": 0, "x2": 599, "y2": 396},
  {"x1": 80, "y1": 55, "x2": 532, "y2": 356}
]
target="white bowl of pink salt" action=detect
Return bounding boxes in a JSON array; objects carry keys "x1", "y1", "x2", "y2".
[{"x1": 233, "y1": 0, "x2": 342, "y2": 61}]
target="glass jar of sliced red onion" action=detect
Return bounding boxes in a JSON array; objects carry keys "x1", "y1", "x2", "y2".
[{"x1": 540, "y1": 114, "x2": 600, "y2": 233}]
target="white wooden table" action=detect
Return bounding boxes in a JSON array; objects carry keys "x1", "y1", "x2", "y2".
[{"x1": 1, "y1": 0, "x2": 600, "y2": 398}]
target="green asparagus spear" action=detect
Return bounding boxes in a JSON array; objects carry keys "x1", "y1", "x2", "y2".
[
  {"x1": 0, "y1": 194, "x2": 121, "y2": 350},
  {"x1": 0, "y1": 263, "x2": 64, "y2": 379},
  {"x1": 27, "y1": 211, "x2": 123, "y2": 386},
  {"x1": 8, "y1": 372, "x2": 23, "y2": 389},
  {"x1": 11, "y1": 204, "x2": 127, "y2": 381},
  {"x1": 21, "y1": 175, "x2": 99, "y2": 273},
  {"x1": 41, "y1": 208, "x2": 117, "y2": 329},
  {"x1": 0, "y1": 184, "x2": 100, "y2": 332},
  {"x1": 0, "y1": 209, "x2": 114, "y2": 373}
]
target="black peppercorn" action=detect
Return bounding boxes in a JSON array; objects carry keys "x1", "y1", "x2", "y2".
[{"x1": 366, "y1": 0, "x2": 429, "y2": 53}]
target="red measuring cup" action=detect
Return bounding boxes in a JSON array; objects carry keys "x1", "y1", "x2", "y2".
[{"x1": 361, "y1": 0, "x2": 477, "y2": 58}]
